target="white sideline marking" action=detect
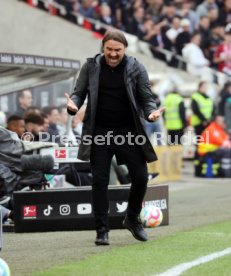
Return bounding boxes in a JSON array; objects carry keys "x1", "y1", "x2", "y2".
[{"x1": 154, "y1": 247, "x2": 231, "y2": 276}]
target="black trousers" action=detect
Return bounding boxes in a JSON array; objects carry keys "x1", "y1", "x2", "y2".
[
  {"x1": 90, "y1": 127, "x2": 148, "y2": 231},
  {"x1": 167, "y1": 129, "x2": 184, "y2": 145}
]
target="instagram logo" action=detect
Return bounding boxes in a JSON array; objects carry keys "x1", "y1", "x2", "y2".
[{"x1": 59, "y1": 205, "x2": 71, "y2": 215}]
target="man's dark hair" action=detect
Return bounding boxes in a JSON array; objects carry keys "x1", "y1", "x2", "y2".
[
  {"x1": 24, "y1": 113, "x2": 44, "y2": 125},
  {"x1": 42, "y1": 106, "x2": 58, "y2": 116},
  {"x1": 25, "y1": 106, "x2": 41, "y2": 113},
  {"x1": 41, "y1": 112, "x2": 48, "y2": 119},
  {"x1": 102, "y1": 30, "x2": 128, "y2": 48},
  {"x1": 7, "y1": 115, "x2": 24, "y2": 124}
]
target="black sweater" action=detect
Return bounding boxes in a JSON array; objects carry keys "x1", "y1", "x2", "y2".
[{"x1": 95, "y1": 57, "x2": 135, "y2": 129}]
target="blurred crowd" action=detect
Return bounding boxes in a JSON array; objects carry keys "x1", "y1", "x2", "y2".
[
  {"x1": 22, "y1": 0, "x2": 231, "y2": 78},
  {"x1": 0, "y1": 89, "x2": 85, "y2": 146},
  {"x1": 0, "y1": 89, "x2": 87, "y2": 223}
]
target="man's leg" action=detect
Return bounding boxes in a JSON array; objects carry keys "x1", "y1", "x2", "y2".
[
  {"x1": 121, "y1": 146, "x2": 148, "y2": 219},
  {"x1": 115, "y1": 144, "x2": 148, "y2": 241},
  {"x1": 90, "y1": 142, "x2": 113, "y2": 245}
]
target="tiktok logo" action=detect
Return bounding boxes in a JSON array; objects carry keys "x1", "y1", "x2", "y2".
[{"x1": 43, "y1": 205, "x2": 53, "y2": 216}]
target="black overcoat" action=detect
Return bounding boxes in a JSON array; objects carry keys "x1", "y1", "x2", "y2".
[{"x1": 69, "y1": 54, "x2": 158, "y2": 163}]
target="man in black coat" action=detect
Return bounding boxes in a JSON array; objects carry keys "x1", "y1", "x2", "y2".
[{"x1": 66, "y1": 30, "x2": 164, "y2": 245}]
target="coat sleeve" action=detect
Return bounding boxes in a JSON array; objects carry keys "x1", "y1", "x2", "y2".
[
  {"x1": 135, "y1": 62, "x2": 157, "y2": 120},
  {"x1": 69, "y1": 62, "x2": 89, "y2": 111}
]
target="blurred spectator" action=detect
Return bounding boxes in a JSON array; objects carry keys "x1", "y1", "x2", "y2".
[
  {"x1": 207, "y1": 6, "x2": 219, "y2": 27},
  {"x1": 146, "y1": 0, "x2": 165, "y2": 23},
  {"x1": 79, "y1": 0, "x2": 99, "y2": 19},
  {"x1": 131, "y1": 0, "x2": 144, "y2": 10},
  {"x1": 42, "y1": 106, "x2": 62, "y2": 144},
  {"x1": 173, "y1": 0, "x2": 185, "y2": 10},
  {"x1": 24, "y1": 106, "x2": 43, "y2": 116},
  {"x1": 207, "y1": 24, "x2": 224, "y2": 70},
  {"x1": 165, "y1": 15, "x2": 183, "y2": 67},
  {"x1": 214, "y1": 27, "x2": 231, "y2": 76},
  {"x1": 224, "y1": 95, "x2": 231, "y2": 136},
  {"x1": 68, "y1": 0, "x2": 80, "y2": 13},
  {"x1": 103, "y1": 0, "x2": 132, "y2": 30},
  {"x1": 175, "y1": 18, "x2": 191, "y2": 55},
  {"x1": 160, "y1": 2, "x2": 177, "y2": 25},
  {"x1": 57, "y1": 104, "x2": 68, "y2": 135},
  {"x1": 182, "y1": 32, "x2": 210, "y2": 77},
  {"x1": 218, "y1": 0, "x2": 231, "y2": 27},
  {"x1": 196, "y1": 0, "x2": 218, "y2": 18},
  {"x1": 163, "y1": 87, "x2": 187, "y2": 145},
  {"x1": 217, "y1": 81, "x2": 231, "y2": 116},
  {"x1": 0, "y1": 111, "x2": 7, "y2": 127},
  {"x1": 7, "y1": 115, "x2": 25, "y2": 139},
  {"x1": 15, "y1": 89, "x2": 33, "y2": 117},
  {"x1": 197, "y1": 16, "x2": 211, "y2": 54},
  {"x1": 138, "y1": 17, "x2": 156, "y2": 41},
  {"x1": 197, "y1": 115, "x2": 231, "y2": 156},
  {"x1": 41, "y1": 113, "x2": 50, "y2": 133},
  {"x1": 126, "y1": 6, "x2": 145, "y2": 35},
  {"x1": 216, "y1": 0, "x2": 224, "y2": 9},
  {"x1": 177, "y1": 0, "x2": 199, "y2": 33},
  {"x1": 95, "y1": 3, "x2": 115, "y2": 35},
  {"x1": 24, "y1": 113, "x2": 45, "y2": 142},
  {"x1": 166, "y1": 15, "x2": 182, "y2": 43},
  {"x1": 149, "y1": 23, "x2": 172, "y2": 62},
  {"x1": 57, "y1": 104, "x2": 79, "y2": 145},
  {"x1": 56, "y1": 0, "x2": 79, "y2": 23},
  {"x1": 190, "y1": 81, "x2": 215, "y2": 136}
]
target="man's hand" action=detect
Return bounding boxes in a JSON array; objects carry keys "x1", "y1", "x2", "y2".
[
  {"x1": 148, "y1": 107, "x2": 165, "y2": 122},
  {"x1": 65, "y1": 93, "x2": 78, "y2": 113}
]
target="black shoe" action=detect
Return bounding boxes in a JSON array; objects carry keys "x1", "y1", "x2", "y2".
[
  {"x1": 123, "y1": 217, "x2": 148, "y2": 242},
  {"x1": 95, "y1": 227, "x2": 110, "y2": 246}
]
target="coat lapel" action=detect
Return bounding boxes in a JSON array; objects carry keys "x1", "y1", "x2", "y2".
[{"x1": 87, "y1": 58, "x2": 101, "y2": 128}]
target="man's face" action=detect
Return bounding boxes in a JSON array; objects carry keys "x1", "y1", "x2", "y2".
[
  {"x1": 19, "y1": 90, "x2": 33, "y2": 109},
  {"x1": 8, "y1": 119, "x2": 25, "y2": 138},
  {"x1": 103, "y1": 39, "x2": 126, "y2": 68},
  {"x1": 32, "y1": 123, "x2": 44, "y2": 135},
  {"x1": 48, "y1": 109, "x2": 60, "y2": 124}
]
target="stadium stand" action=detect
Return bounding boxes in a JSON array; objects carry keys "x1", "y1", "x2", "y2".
[{"x1": 15, "y1": 0, "x2": 231, "y2": 92}]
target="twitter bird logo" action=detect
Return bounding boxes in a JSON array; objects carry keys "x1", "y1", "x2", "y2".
[{"x1": 116, "y1": 202, "x2": 128, "y2": 213}]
